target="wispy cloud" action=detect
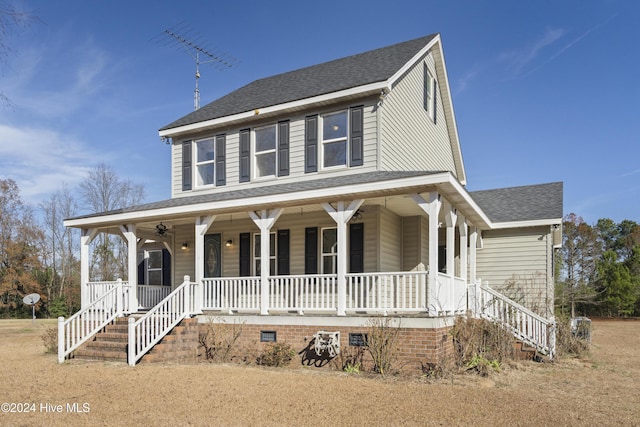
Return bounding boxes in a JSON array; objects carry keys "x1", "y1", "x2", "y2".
[
  {"x1": 0, "y1": 124, "x2": 103, "y2": 203},
  {"x1": 501, "y1": 27, "x2": 566, "y2": 76},
  {"x1": 621, "y1": 169, "x2": 640, "y2": 177}
]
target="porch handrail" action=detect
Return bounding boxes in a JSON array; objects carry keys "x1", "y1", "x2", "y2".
[
  {"x1": 476, "y1": 283, "x2": 556, "y2": 359},
  {"x1": 58, "y1": 279, "x2": 126, "y2": 363},
  {"x1": 346, "y1": 271, "x2": 427, "y2": 313},
  {"x1": 127, "y1": 275, "x2": 195, "y2": 366}
]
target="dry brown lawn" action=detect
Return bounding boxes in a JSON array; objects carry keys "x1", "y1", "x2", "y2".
[{"x1": 0, "y1": 318, "x2": 638, "y2": 426}]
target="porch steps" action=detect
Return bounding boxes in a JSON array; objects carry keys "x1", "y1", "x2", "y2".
[{"x1": 73, "y1": 317, "x2": 200, "y2": 364}]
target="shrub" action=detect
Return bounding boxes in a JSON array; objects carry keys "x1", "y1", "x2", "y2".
[
  {"x1": 256, "y1": 342, "x2": 295, "y2": 367},
  {"x1": 198, "y1": 317, "x2": 244, "y2": 363},
  {"x1": 331, "y1": 345, "x2": 365, "y2": 373},
  {"x1": 41, "y1": 326, "x2": 57, "y2": 354},
  {"x1": 451, "y1": 317, "x2": 513, "y2": 375},
  {"x1": 365, "y1": 317, "x2": 400, "y2": 375},
  {"x1": 554, "y1": 315, "x2": 590, "y2": 358}
]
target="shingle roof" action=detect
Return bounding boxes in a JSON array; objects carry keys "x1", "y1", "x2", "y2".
[
  {"x1": 470, "y1": 182, "x2": 563, "y2": 223},
  {"x1": 67, "y1": 171, "x2": 443, "y2": 221},
  {"x1": 160, "y1": 34, "x2": 437, "y2": 131}
]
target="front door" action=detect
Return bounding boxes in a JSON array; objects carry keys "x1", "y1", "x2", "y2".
[{"x1": 204, "y1": 233, "x2": 221, "y2": 278}]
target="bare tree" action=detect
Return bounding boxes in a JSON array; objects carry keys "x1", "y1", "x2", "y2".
[{"x1": 79, "y1": 164, "x2": 145, "y2": 281}]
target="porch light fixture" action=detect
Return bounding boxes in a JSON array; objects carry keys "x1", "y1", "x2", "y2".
[
  {"x1": 155, "y1": 222, "x2": 168, "y2": 237},
  {"x1": 181, "y1": 242, "x2": 189, "y2": 250},
  {"x1": 225, "y1": 239, "x2": 233, "y2": 247}
]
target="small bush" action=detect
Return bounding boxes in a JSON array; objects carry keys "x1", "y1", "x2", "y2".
[
  {"x1": 198, "y1": 317, "x2": 244, "y2": 363},
  {"x1": 257, "y1": 342, "x2": 295, "y2": 367},
  {"x1": 41, "y1": 326, "x2": 57, "y2": 354},
  {"x1": 365, "y1": 317, "x2": 400, "y2": 375},
  {"x1": 451, "y1": 317, "x2": 513, "y2": 375},
  {"x1": 331, "y1": 345, "x2": 365, "y2": 372},
  {"x1": 554, "y1": 316, "x2": 590, "y2": 358}
]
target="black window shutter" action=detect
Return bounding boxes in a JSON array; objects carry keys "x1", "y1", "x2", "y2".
[
  {"x1": 215, "y1": 134, "x2": 226, "y2": 186},
  {"x1": 304, "y1": 227, "x2": 318, "y2": 274},
  {"x1": 305, "y1": 115, "x2": 318, "y2": 173},
  {"x1": 350, "y1": 106, "x2": 364, "y2": 167},
  {"x1": 278, "y1": 121, "x2": 290, "y2": 177},
  {"x1": 137, "y1": 255, "x2": 145, "y2": 285},
  {"x1": 239, "y1": 129, "x2": 250, "y2": 183},
  {"x1": 433, "y1": 79, "x2": 438, "y2": 124},
  {"x1": 239, "y1": 232, "x2": 251, "y2": 276},
  {"x1": 277, "y1": 229, "x2": 290, "y2": 275},
  {"x1": 162, "y1": 249, "x2": 171, "y2": 286},
  {"x1": 349, "y1": 223, "x2": 364, "y2": 273},
  {"x1": 182, "y1": 141, "x2": 192, "y2": 191}
]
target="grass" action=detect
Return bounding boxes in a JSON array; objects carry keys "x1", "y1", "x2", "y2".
[{"x1": 0, "y1": 318, "x2": 638, "y2": 426}]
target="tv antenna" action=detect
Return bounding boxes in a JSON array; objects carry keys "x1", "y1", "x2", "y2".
[{"x1": 155, "y1": 23, "x2": 238, "y2": 110}]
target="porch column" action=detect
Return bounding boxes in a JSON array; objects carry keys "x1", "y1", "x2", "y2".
[
  {"x1": 80, "y1": 228, "x2": 97, "y2": 309},
  {"x1": 195, "y1": 215, "x2": 215, "y2": 314},
  {"x1": 412, "y1": 192, "x2": 441, "y2": 316},
  {"x1": 120, "y1": 224, "x2": 138, "y2": 314},
  {"x1": 458, "y1": 216, "x2": 468, "y2": 282},
  {"x1": 445, "y1": 204, "x2": 457, "y2": 314},
  {"x1": 249, "y1": 209, "x2": 283, "y2": 315},
  {"x1": 469, "y1": 226, "x2": 478, "y2": 314},
  {"x1": 322, "y1": 200, "x2": 364, "y2": 316}
]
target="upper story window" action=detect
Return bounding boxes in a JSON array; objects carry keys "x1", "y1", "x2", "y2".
[
  {"x1": 182, "y1": 134, "x2": 226, "y2": 191},
  {"x1": 321, "y1": 111, "x2": 348, "y2": 168},
  {"x1": 255, "y1": 125, "x2": 277, "y2": 178},
  {"x1": 305, "y1": 106, "x2": 363, "y2": 173},
  {"x1": 196, "y1": 138, "x2": 215, "y2": 186},
  {"x1": 424, "y1": 63, "x2": 437, "y2": 122}
]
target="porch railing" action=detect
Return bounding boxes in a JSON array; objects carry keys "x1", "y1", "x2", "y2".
[
  {"x1": 58, "y1": 280, "x2": 127, "y2": 363},
  {"x1": 473, "y1": 283, "x2": 556, "y2": 359},
  {"x1": 433, "y1": 273, "x2": 469, "y2": 315},
  {"x1": 201, "y1": 277, "x2": 261, "y2": 312},
  {"x1": 346, "y1": 272, "x2": 427, "y2": 313},
  {"x1": 270, "y1": 275, "x2": 338, "y2": 312},
  {"x1": 137, "y1": 285, "x2": 172, "y2": 310},
  {"x1": 127, "y1": 276, "x2": 196, "y2": 366}
]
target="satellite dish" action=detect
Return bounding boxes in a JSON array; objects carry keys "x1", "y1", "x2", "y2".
[
  {"x1": 22, "y1": 293, "x2": 40, "y2": 323},
  {"x1": 23, "y1": 293, "x2": 40, "y2": 305}
]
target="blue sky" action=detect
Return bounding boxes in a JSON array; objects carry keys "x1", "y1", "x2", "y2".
[{"x1": 1, "y1": 0, "x2": 638, "y2": 224}]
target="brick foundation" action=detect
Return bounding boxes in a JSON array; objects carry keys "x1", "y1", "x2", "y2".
[{"x1": 197, "y1": 317, "x2": 455, "y2": 373}]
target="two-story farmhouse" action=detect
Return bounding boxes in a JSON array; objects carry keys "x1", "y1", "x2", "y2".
[{"x1": 60, "y1": 34, "x2": 562, "y2": 369}]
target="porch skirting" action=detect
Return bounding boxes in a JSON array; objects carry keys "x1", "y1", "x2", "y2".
[{"x1": 196, "y1": 314, "x2": 456, "y2": 372}]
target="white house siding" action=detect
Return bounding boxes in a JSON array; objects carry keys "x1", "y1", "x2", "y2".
[
  {"x1": 476, "y1": 226, "x2": 553, "y2": 316},
  {"x1": 170, "y1": 99, "x2": 379, "y2": 199},
  {"x1": 379, "y1": 207, "x2": 402, "y2": 271},
  {"x1": 380, "y1": 52, "x2": 457, "y2": 175}
]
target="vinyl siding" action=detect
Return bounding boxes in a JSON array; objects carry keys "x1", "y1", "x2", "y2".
[
  {"x1": 380, "y1": 52, "x2": 457, "y2": 174},
  {"x1": 170, "y1": 100, "x2": 379, "y2": 199},
  {"x1": 379, "y1": 207, "x2": 402, "y2": 271},
  {"x1": 476, "y1": 227, "x2": 553, "y2": 316}
]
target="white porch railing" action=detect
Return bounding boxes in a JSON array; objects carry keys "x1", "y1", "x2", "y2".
[
  {"x1": 346, "y1": 272, "x2": 427, "y2": 313},
  {"x1": 201, "y1": 277, "x2": 261, "y2": 311},
  {"x1": 137, "y1": 285, "x2": 172, "y2": 310},
  {"x1": 433, "y1": 273, "x2": 468, "y2": 315},
  {"x1": 270, "y1": 275, "x2": 338, "y2": 312},
  {"x1": 473, "y1": 283, "x2": 556, "y2": 359},
  {"x1": 127, "y1": 276, "x2": 197, "y2": 366},
  {"x1": 58, "y1": 280, "x2": 126, "y2": 363}
]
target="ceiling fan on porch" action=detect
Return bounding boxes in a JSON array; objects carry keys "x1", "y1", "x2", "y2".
[{"x1": 155, "y1": 222, "x2": 169, "y2": 238}]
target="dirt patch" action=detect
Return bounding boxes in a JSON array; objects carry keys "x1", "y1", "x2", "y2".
[{"x1": 0, "y1": 319, "x2": 638, "y2": 426}]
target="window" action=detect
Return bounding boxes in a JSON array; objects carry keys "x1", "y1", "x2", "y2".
[
  {"x1": 321, "y1": 111, "x2": 348, "y2": 168},
  {"x1": 261, "y1": 331, "x2": 277, "y2": 342},
  {"x1": 147, "y1": 250, "x2": 163, "y2": 285},
  {"x1": 195, "y1": 138, "x2": 215, "y2": 186},
  {"x1": 255, "y1": 125, "x2": 277, "y2": 178},
  {"x1": 254, "y1": 233, "x2": 276, "y2": 275},
  {"x1": 321, "y1": 227, "x2": 338, "y2": 274},
  {"x1": 424, "y1": 63, "x2": 436, "y2": 120}
]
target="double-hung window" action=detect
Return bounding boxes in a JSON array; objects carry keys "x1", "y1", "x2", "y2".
[
  {"x1": 254, "y1": 125, "x2": 277, "y2": 178},
  {"x1": 146, "y1": 250, "x2": 163, "y2": 285},
  {"x1": 321, "y1": 227, "x2": 338, "y2": 274},
  {"x1": 195, "y1": 137, "x2": 215, "y2": 187},
  {"x1": 321, "y1": 111, "x2": 348, "y2": 168},
  {"x1": 254, "y1": 233, "x2": 276, "y2": 275}
]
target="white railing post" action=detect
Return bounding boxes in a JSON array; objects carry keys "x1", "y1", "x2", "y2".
[
  {"x1": 57, "y1": 316, "x2": 64, "y2": 364},
  {"x1": 116, "y1": 278, "x2": 124, "y2": 315},
  {"x1": 127, "y1": 316, "x2": 135, "y2": 366},
  {"x1": 184, "y1": 276, "x2": 191, "y2": 315},
  {"x1": 193, "y1": 277, "x2": 202, "y2": 314}
]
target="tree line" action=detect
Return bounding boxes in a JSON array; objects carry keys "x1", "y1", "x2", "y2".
[
  {"x1": 558, "y1": 213, "x2": 640, "y2": 317},
  {"x1": 0, "y1": 164, "x2": 144, "y2": 318}
]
